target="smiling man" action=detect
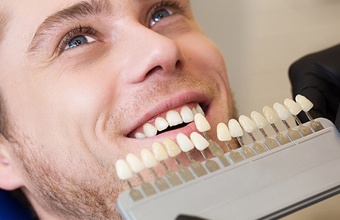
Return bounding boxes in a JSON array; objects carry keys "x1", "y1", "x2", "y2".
[{"x1": 0, "y1": 0, "x2": 235, "y2": 219}]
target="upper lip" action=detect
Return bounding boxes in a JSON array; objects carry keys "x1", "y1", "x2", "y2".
[{"x1": 123, "y1": 91, "x2": 210, "y2": 138}]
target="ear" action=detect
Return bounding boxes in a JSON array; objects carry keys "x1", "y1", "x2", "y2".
[{"x1": 0, "y1": 134, "x2": 23, "y2": 190}]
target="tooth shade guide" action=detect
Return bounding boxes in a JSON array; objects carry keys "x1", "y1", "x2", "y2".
[{"x1": 294, "y1": 95, "x2": 324, "y2": 132}]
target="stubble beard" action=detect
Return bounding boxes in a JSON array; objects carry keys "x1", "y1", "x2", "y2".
[{"x1": 7, "y1": 127, "x2": 124, "y2": 220}]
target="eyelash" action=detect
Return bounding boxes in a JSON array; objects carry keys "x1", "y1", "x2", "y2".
[
  {"x1": 149, "y1": 0, "x2": 183, "y2": 26},
  {"x1": 57, "y1": 26, "x2": 98, "y2": 54}
]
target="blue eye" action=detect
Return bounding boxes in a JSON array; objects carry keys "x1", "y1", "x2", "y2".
[
  {"x1": 150, "y1": 9, "x2": 173, "y2": 26},
  {"x1": 65, "y1": 35, "x2": 95, "y2": 50}
]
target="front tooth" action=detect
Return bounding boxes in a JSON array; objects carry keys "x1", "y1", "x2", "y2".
[
  {"x1": 152, "y1": 142, "x2": 168, "y2": 161},
  {"x1": 163, "y1": 138, "x2": 181, "y2": 157},
  {"x1": 155, "y1": 117, "x2": 169, "y2": 131},
  {"x1": 143, "y1": 123, "x2": 157, "y2": 137},
  {"x1": 115, "y1": 159, "x2": 133, "y2": 180},
  {"x1": 180, "y1": 106, "x2": 194, "y2": 123},
  {"x1": 166, "y1": 110, "x2": 183, "y2": 127},
  {"x1": 217, "y1": 122, "x2": 232, "y2": 141},
  {"x1": 176, "y1": 133, "x2": 194, "y2": 152},
  {"x1": 196, "y1": 104, "x2": 205, "y2": 116},
  {"x1": 141, "y1": 149, "x2": 158, "y2": 168},
  {"x1": 194, "y1": 114, "x2": 211, "y2": 132},
  {"x1": 190, "y1": 132, "x2": 209, "y2": 151},
  {"x1": 126, "y1": 153, "x2": 145, "y2": 173}
]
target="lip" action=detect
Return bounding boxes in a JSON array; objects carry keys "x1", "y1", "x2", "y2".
[{"x1": 123, "y1": 91, "x2": 211, "y2": 139}]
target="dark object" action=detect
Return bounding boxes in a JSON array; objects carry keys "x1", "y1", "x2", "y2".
[{"x1": 289, "y1": 44, "x2": 340, "y2": 129}]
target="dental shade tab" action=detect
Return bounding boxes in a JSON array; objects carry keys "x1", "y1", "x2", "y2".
[{"x1": 116, "y1": 95, "x2": 340, "y2": 220}]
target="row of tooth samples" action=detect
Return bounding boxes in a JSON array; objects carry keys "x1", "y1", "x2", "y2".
[
  {"x1": 134, "y1": 104, "x2": 205, "y2": 139},
  {"x1": 116, "y1": 95, "x2": 323, "y2": 201}
]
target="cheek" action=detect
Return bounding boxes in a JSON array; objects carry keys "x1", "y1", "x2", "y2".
[{"x1": 181, "y1": 34, "x2": 228, "y2": 77}]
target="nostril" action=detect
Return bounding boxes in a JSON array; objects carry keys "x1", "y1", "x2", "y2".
[
  {"x1": 146, "y1": 65, "x2": 162, "y2": 77},
  {"x1": 175, "y1": 60, "x2": 182, "y2": 69}
]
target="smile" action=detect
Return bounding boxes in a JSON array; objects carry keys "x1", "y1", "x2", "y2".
[{"x1": 128, "y1": 103, "x2": 205, "y2": 139}]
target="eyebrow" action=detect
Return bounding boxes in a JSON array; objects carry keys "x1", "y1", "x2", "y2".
[{"x1": 27, "y1": 0, "x2": 112, "y2": 56}]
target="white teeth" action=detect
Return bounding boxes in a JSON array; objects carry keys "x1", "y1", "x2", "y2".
[
  {"x1": 176, "y1": 133, "x2": 195, "y2": 152},
  {"x1": 134, "y1": 132, "x2": 146, "y2": 139},
  {"x1": 192, "y1": 107, "x2": 198, "y2": 115},
  {"x1": 250, "y1": 111, "x2": 268, "y2": 129},
  {"x1": 143, "y1": 123, "x2": 157, "y2": 138},
  {"x1": 239, "y1": 115, "x2": 257, "y2": 133},
  {"x1": 166, "y1": 110, "x2": 183, "y2": 127},
  {"x1": 273, "y1": 103, "x2": 291, "y2": 120},
  {"x1": 194, "y1": 114, "x2": 211, "y2": 132},
  {"x1": 141, "y1": 149, "x2": 158, "y2": 168},
  {"x1": 163, "y1": 138, "x2": 181, "y2": 157},
  {"x1": 190, "y1": 132, "x2": 209, "y2": 151},
  {"x1": 132, "y1": 104, "x2": 204, "y2": 138},
  {"x1": 180, "y1": 106, "x2": 194, "y2": 123},
  {"x1": 152, "y1": 142, "x2": 168, "y2": 161},
  {"x1": 295, "y1": 95, "x2": 313, "y2": 112},
  {"x1": 115, "y1": 159, "x2": 133, "y2": 180},
  {"x1": 263, "y1": 106, "x2": 280, "y2": 124},
  {"x1": 284, "y1": 98, "x2": 302, "y2": 116},
  {"x1": 155, "y1": 117, "x2": 168, "y2": 132},
  {"x1": 217, "y1": 122, "x2": 231, "y2": 141},
  {"x1": 196, "y1": 105, "x2": 205, "y2": 116},
  {"x1": 126, "y1": 153, "x2": 145, "y2": 173},
  {"x1": 228, "y1": 119, "x2": 244, "y2": 137}
]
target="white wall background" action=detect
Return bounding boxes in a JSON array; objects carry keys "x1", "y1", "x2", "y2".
[{"x1": 191, "y1": 0, "x2": 340, "y2": 116}]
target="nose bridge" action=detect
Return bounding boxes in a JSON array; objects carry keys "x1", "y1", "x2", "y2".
[{"x1": 121, "y1": 21, "x2": 185, "y2": 83}]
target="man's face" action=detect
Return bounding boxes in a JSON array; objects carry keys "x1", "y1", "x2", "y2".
[{"x1": 0, "y1": 0, "x2": 234, "y2": 218}]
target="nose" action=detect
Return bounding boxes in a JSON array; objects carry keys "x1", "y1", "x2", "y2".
[{"x1": 120, "y1": 23, "x2": 185, "y2": 83}]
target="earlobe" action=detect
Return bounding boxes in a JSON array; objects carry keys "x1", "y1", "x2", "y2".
[{"x1": 0, "y1": 136, "x2": 23, "y2": 190}]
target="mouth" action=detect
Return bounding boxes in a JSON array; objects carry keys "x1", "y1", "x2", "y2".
[{"x1": 127, "y1": 103, "x2": 206, "y2": 139}]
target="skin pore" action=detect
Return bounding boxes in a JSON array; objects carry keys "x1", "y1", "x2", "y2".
[{"x1": 0, "y1": 0, "x2": 235, "y2": 219}]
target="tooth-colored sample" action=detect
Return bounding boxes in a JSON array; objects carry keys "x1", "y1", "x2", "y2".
[
  {"x1": 155, "y1": 117, "x2": 168, "y2": 131},
  {"x1": 152, "y1": 142, "x2": 168, "y2": 161},
  {"x1": 196, "y1": 104, "x2": 205, "y2": 116},
  {"x1": 190, "y1": 132, "x2": 209, "y2": 151},
  {"x1": 228, "y1": 119, "x2": 244, "y2": 137},
  {"x1": 143, "y1": 123, "x2": 157, "y2": 137},
  {"x1": 176, "y1": 133, "x2": 195, "y2": 152},
  {"x1": 134, "y1": 132, "x2": 146, "y2": 139},
  {"x1": 250, "y1": 111, "x2": 268, "y2": 129},
  {"x1": 180, "y1": 106, "x2": 194, "y2": 123},
  {"x1": 126, "y1": 153, "x2": 145, "y2": 173},
  {"x1": 163, "y1": 138, "x2": 181, "y2": 157},
  {"x1": 284, "y1": 98, "x2": 302, "y2": 116},
  {"x1": 141, "y1": 149, "x2": 158, "y2": 168},
  {"x1": 115, "y1": 159, "x2": 133, "y2": 180},
  {"x1": 273, "y1": 103, "x2": 291, "y2": 120},
  {"x1": 166, "y1": 110, "x2": 183, "y2": 126},
  {"x1": 194, "y1": 113, "x2": 211, "y2": 132},
  {"x1": 239, "y1": 115, "x2": 257, "y2": 133},
  {"x1": 217, "y1": 122, "x2": 232, "y2": 141},
  {"x1": 192, "y1": 106, "x2": 198, "y2": 115},
  {"x1": 263, "y1": 106, "x2": 280, "y2": 124},
  {"x1": 295, "y1": 95, "x2": 313, "y2": 112}
]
